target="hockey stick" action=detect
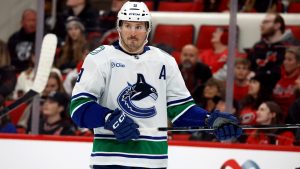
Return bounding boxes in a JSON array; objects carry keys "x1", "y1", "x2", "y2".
[
  {"x1": 139, "y1": 124, "x2": 300, "y2": 132},
  {"x1": 0, "y1": 34, "x2": 57, "y2": 119}
]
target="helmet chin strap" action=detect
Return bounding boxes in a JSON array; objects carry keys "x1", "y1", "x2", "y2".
[{"x1": 117, "y1": 28, "x2": 150, "y2": 55}]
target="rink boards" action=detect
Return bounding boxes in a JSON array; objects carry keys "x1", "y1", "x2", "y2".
[{"x1": 0, "y1": 134, "x2": 299, "y2": 169}]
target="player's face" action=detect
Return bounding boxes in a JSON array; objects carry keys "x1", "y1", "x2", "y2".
[
  {"x1": 119, "y1": 21, "x2": 148, "y2": 53},
  {"x1": 234, "y1": 64, "x2": 249, "y2": 81},
  {"x1": 248, "y1": 79, "x2": 260, "y2": 96},
  {"x1": 42, "y1": 99, "x2": 63, "y2": 117},
  {"x1": 260, "y1": 14, "x2": 276, "y2": 37},
  {"x1": 67, "y1": 25, "x2": 81, "y2": 41},
  {"x1": 256, "y1": 103, "x2": 274, "y2": 125},
  {"x1": 284, "y1": 52, "x2": 299, "y2": 74}
]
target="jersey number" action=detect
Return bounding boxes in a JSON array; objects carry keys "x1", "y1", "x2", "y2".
[{"x1": 76, "y1": 68, "x2": 84, "y2": 82}]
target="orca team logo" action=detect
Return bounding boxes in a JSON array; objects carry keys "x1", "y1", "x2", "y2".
[{"x1": 117, "y1": 74, "x2": 158, "y2": 118}]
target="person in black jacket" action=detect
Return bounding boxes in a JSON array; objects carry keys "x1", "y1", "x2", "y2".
[
  {"x1": 179, "y1": 44, "x2": 212, "y2": 104},
  {"x1": 53, "y1": 0, "x2": 99, "y2": 41},
  {"x1": 7, "y1": 9, "x2": 36, "y2": 73},
  {"x1": 39, "y1": 91, "x2": 75, "y2": 135},
  {"x1": 247, "y1": 13, "x2": 300, "y2": 88}
]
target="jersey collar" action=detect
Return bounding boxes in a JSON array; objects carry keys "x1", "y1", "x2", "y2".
[{"x1": 113, "y1": 41, "x2": 150, "y2": 55}]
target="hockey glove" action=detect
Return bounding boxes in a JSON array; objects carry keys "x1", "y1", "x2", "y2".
[
  {"x1": 104, "y1": 109, "x2": 140, "y2": 142},
  {"x1": 206, "y1": 110, "x2": 242, "y2": 141}
]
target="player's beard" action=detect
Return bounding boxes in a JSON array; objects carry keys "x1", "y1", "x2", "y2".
[{"x1": 121, "y1": 36, "x2": 146, "y2": 54}]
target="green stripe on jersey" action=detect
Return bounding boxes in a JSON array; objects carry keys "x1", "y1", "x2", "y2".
[
  {"x1": 92, "y1": 139, "x2": 168, "y2": 155},
  {"x1": 167, "y1": 101, "x2": 195, "y2": 121},
  {"x1": 69, "y1": 97, "x2": 93, "y2": 116}
]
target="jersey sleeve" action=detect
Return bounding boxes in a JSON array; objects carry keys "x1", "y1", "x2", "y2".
[
  {"x1": 166, "y1": 57, "x2": 208, "y2": 126},
  {"x1": 69, "y1": 52, "x2": 112, "y2": 128}
]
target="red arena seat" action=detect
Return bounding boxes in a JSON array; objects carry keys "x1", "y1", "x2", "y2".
[
  {"x1": 152, "y1": 24, "x2": 194, "y2": 51},
  {"x1": 144, "y1": 1, "x2": 154, "y2": 11},
  {"x1": 288, "y1": 2, "x2": 300, "y2": 13},
  {"x1": 286, "y1": 25, "x2": 300, "y2": 41},
  {"x1": 196, "y1": 25, "x2": 228, "y2": 50},
  {"x1": 158, "y1": 2, "x2": 202, "y2": 12}
]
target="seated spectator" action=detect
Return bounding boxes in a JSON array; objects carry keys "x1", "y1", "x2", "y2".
[
  {"x1": 0, "y1": 96, "x2": 17, "y2": 133},
  {"x1": 53, "y1": 0, "x2": 99, "y2": 40},
  {"x1": 56, "y1": 16, "x2": 87, "y2": 74},
  {"x1": 200, "y1": 26, "x2": 239, "y2": 81},
  {"x1": 17, "y1": 69, "x2": 66, "y2": 132},
  {"x1": 286, "y1": 73, "x2": 300, "y2": 145},
  {"x1": 234, "y1": 58, "x2": 251, "y2": 101},
  {"x1": 63, "y1": 43, "x2": 91, "y2": 95},
  {"x1": 0, "y1": 40, "x2": 17, "y2": 100},
  {"x1": 246, "y1": 101, "x2": 295, "y2": 146},
  {"x1": 239, "y1": 72, "x2": 274, "y2": 125},
  {"x1": 39, "y1": 91, "x2": 75, "y2": 135},
  {"x1": 200, "y1": 27, "x2": 228, "y2": 76},
  {"x1": 203, "y1": 0, "x2": 222, "y2": 12},
  {"x1": 179, "y1": 44, "x2": 212, "y2": 103},
  {"x1": 198, "y1": 78, "x2": 224, "y2": 112},
  {"x1": 13, "y1": 52, "x2": 35, "y2": 99},
  {"x1": 273, "y1": 47, "x2": 300, "y2": 118},
  {"x1": 99, "y1": 0, "x2": 128, "y2": 35},
  {"x1": 7, "y1": 9, "x2": 36, "y2": 73},
  {"x1": 247, "y1": 13, "x2": 300, "y2": 89}
]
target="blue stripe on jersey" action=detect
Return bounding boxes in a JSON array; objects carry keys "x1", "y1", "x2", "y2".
[
  {"x1": 71, "y1": 101, "x2": 112, "y2": 128},
  {"x1": 71, "y1": 92, "x2": 97, "y2": 101},
  {"x1": 94, "y1": 134, "x2": 167, "y2": 140},
  {"x1": 167, "y1": 96, "x2": 193, "y2": 107},
  {"x1": 172, "y1": 105, "x2": 208, "y2": 127},
  {"x1": 91, "y1": 153, "x2": 168, "y2": 159}
]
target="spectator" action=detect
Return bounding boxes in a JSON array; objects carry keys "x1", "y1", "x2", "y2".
[
  {"x1": 63, "y1": 43, "x2": 91, "y2": 95},
  {"x1": 99, "y1": 0, "x2": 128, "y2": 35},
  {"x1": 13, "y1": 53, "x2": 35, "y2": 99},
  {"x1": 0, "y1": 96, "x2": 17, "y2": 133},
  {"x1": 0, "y1": 40, "x2": 17, "y2": 100},
  {"x1": 247, "y1": 13, "x2": 300, "y2": 88},
  {"x1": 239, "y1": 72, "x2": 273, "y2": 125},
  {"x1": 53, "y1": 0, "x2": 99, "y2": 40},
  {"x1": 56, "y1": 16, "x2": 87, "y2": 74},
  {"x1": 286, "y1": 73, "x2": 300, "y2": 144},
  {"x1": 246, "y1": 101, "x2": 295, "y2": 146},
  {"x1": 39, "y1": 91, "x2": 75, "y2": 135},
  {"x1": 200, "y1": 26, "x2": 239, "y2": 81},
  {"x1": 179, "y1": 44, "x2": 212, "y2": 104},
  {"x1": 198, "y1": 78, "x2": 224, "y2": 112},
  {"x1": 7, "y1": 9, "x2": 36, "y2": 73},
  {"x1": 273, "y1": 47, "x2": 300, "y2": 118},
  {"x1": 17, "y1": 69, "x2": 66, "y2": 132},
  {"x1": 203, "y1": 0, "x2": 222, "y2": 12},
  {"x1": 234, "y1": 58, "x2": 251, "y2": 101}
]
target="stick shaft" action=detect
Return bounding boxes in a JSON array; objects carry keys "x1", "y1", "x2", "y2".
[{"x1": 139, "y1": 124, "x2": 300, "y2": 132}]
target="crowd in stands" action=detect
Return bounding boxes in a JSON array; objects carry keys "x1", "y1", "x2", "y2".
[{"x1": 0, "y1": 0, "x2": 300, "y2": 147}]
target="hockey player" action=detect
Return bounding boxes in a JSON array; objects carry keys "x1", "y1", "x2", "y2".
[{"x1": 70, "y1": 1, "x2": 242, "y2": 169}]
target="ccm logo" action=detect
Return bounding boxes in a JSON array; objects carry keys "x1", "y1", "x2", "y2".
[
  {"x1": 113, "y1": 112, "x2": 126, "y2": 129},
  {"x1": 111, "y1": 62, "x2": 125, "y2": 68}
]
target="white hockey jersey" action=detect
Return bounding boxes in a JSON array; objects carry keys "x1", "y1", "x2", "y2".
[{"x1": 70, "y1": 44, "x2": 195, "y2": 168}]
